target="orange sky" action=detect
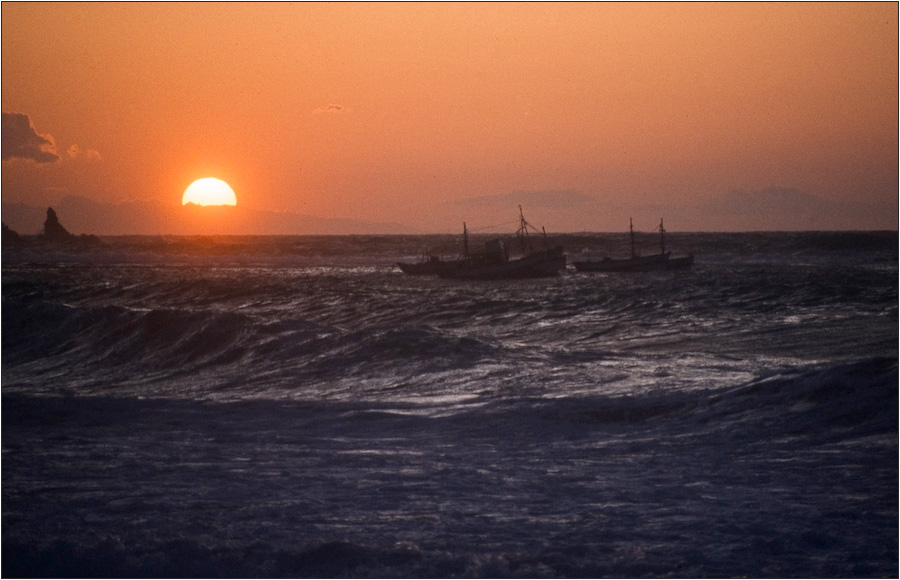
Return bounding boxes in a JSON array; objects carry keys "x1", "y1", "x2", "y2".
[{"x1": 2, "y1": 2, "x2": 897, "y2": 233}]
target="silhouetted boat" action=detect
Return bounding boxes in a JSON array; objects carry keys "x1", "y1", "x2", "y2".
[
  {"x1": 573, "y1": 219, "x2": 694, "y2": 272},
  {"x1": 396, "y1": 252, "x2": 461, "y2": 275},
  {"x1": 438, "y1": 207, "x2": 567, "y2": 280}
]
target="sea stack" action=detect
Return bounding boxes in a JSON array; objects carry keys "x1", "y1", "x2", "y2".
[
  {"x1": 43, "y1": 207, "x2": 75, "y2": 242},
  {"x1": 39, "y1": 207, "x2": 101, "y2": 246}
]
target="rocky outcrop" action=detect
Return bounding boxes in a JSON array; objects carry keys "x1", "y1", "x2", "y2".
[
  {"x1": 38, "y1": 207, "x2": 101, "y2": 246},
  {"x1": 2, "y1": 209, "x2": 99, "y2": 251},
  {"x1": 2, "y1": 222, "x2": 23, "y2": 247},
  {"x1": 43, "y1": 207, "x2": 75, "y2": 241}
]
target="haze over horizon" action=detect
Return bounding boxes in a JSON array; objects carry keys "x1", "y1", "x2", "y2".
[{"x1": 3, "y1": 3, "x2": 897, "y2": 234}]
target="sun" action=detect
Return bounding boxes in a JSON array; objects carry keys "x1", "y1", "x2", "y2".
[{"x1": 182, "y1": 178, "x2": 237, "y2": 206}]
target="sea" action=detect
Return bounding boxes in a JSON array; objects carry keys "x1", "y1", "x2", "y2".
[{"x1": 2, "y1": 231, "x2": 897, "y2": 578}]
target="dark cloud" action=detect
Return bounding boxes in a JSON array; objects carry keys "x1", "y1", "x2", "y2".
[
  {"x1": 312, "y1": 104, "x2": 346, "y2": 115},
  {"x1": 2, "y1": 112, "x2": 60, "y2": 163}
]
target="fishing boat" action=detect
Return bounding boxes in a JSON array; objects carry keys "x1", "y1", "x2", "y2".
[
  {"x1": 573, "y1": 218, "x2": 694, "y2": 272},
  {"x1": 438, "y1": 207, "x2": 567, "y2": 280},
  {"x1": 396, "y1": 252, "x2": 461, "y2": 275}
]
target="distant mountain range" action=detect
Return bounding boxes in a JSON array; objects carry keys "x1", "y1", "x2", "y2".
[
  {"x1": 443, "y1": 187, "x2": 897, "y2": 233},
  {"x1": 1, "y1": 196, "x2": 416, "y2": 236},
  {"x1": 3, "y1": 187, "x2": 895, "y2": 236}
]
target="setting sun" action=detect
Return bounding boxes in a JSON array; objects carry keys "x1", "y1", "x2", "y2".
[{"x1": 182, "y1": 178, "x2": 237, "y2": 206}]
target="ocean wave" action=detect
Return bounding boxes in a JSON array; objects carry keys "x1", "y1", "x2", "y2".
[
  {"x1": 1, "y1": 535, "x2": 672, "y2": 578},
  {"x1": 3, "y1": 231, "x2": 896, "y2": 579},
  {"x1": 2, "y1": 298, "x2": 508, "y2": 398},
  {"x1": 3, "y1": 355, "x2": 895, "y2": 578},
  {"x1": 433, "y1": 357, "x2": 900, "y2": 445},
  {"x1": 700, "y1": 356, "x2": 899, "y2": 443}
]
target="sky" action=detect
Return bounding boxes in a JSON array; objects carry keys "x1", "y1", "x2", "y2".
[{"x1": 2, "y1": 2, "x2": 897, "y2": 234}]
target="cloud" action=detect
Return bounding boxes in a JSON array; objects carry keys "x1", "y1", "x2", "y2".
[
  {"x1": 312, "y1": 104, "x2": 348, "y2": 115},
  {"x1": 2, "y1": 112, "x2": 60, "y2": 163},
  {"x1": 453, "y1": 189, "x2": 595, "y2": 209},
  {"x1": 67, "y1": 143, "x2": 102, "y2": 162}
]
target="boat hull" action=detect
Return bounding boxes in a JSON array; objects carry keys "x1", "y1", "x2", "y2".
[
  {"x1": 439, "y1": 247, "x2": 567, "y2": 280},
  {"x1": 665, "y1": 254, "x2": 694, "y2": 270},
  {"x1": 396, "y1": 259, "x2": 459, "y2": 275},
  {"x1": 573, "y1": 252, "x2": 694, "y2": 272}
]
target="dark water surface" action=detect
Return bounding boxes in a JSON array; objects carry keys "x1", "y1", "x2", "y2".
[{"x1": 3, "y1": 231, "x2": 897, "y2": 577}]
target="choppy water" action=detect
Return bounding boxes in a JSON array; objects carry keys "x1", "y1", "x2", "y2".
[{"x1": 2, "y1": 231, "x2": 897, "y2": 577}]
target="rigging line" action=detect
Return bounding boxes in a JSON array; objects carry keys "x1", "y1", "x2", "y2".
[{"x1": 467, "y1": 220, "x2": 519, "y2": 232}]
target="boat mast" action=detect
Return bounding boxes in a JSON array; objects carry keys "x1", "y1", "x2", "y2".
[
  {"x1": 518, "y1": 205, "x2": 531, "y2": 256},
  {"x1": 659, "y1": 218, "x2": 666, "y2": 255},
  {"x1": 629, "y1": 218, "x2": 635, "y2": 259}
]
